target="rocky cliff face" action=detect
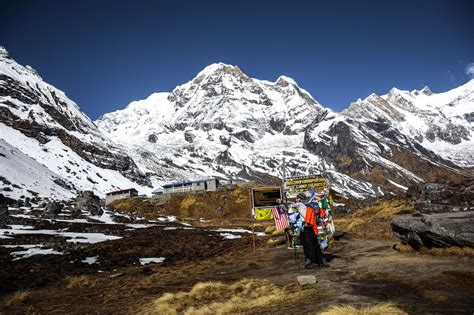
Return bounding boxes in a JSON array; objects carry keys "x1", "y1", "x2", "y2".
[{"x1": 0, "y1": 47, "x2": 151, "y2": 199}]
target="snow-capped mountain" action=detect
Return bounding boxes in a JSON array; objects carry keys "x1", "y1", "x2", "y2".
[
  {"x1": 344, "y1": 83, "x2": 473, "y2": 167},
  {"x1": 1, "y1": 46, "x2": 471, "y2": 200},
  {"x1": 0, "y1": 47, "x2": 152, "y2": 199},
  {"x1": 96, "y1": 62, "x2": 473, "y2": 198}
]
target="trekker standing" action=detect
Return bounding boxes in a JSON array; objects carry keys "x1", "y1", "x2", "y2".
[
  {"x1": 286, "y1": 193, "x2": 313, "y2": 268},
  {"x1": 304, "y1": 202, "x2": 329, "y2": 268}
]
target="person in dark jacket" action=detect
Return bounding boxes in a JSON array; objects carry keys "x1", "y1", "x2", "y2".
[{"x1": 304, "y1": 203, "x2": 329, "y2": 268}]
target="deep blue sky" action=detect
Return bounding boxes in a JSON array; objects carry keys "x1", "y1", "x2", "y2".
[{"x1": 0, "y1": 0, "x2": 473, "y2": 120}]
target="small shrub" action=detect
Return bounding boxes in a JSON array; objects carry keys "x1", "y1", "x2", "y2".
[
  {"x1": 320, "y1": 302, "x2": 407, "y2": 315},
  {"x1": 5, "y1": 291, "x2": 30, "y2": 306},
  {"x1": 66, "y1": 275, "x2": 94, "y2": 289}
]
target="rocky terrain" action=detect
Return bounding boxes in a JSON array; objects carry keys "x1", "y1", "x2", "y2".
[
  {"x1": 1, "y1": 189, "x2": 473, "y2": 313},
  {"x1": 392, "y1": 180, "x2": 474, "y2": 249}
]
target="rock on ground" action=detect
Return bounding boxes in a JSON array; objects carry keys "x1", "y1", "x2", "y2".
[
  {"x1": 0, "y1": 204, "x2": 8, "y2": 217},
  {"x1": 391, "y1": 212, "x2": 474, "y2": 249},
  {"x1": 74, "y1": 191, "x2": 104, "y2": 215}
]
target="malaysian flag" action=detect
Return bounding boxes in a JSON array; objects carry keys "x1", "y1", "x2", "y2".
[{"x1": 271, "y1": 207, "x2": 289, "y2": 230}]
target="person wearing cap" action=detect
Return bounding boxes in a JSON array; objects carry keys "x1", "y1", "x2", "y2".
[
  {"x1": 287, "y1": 192, "x2": 329, "y2": 268},
  {"x1": 286, "y1": 193, "x2": 315, "y2": 268}
]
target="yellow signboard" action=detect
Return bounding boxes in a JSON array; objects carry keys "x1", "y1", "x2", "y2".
[
  {"x1": 254, "y1": 207, "x2": 274, "y2": 221},
  {"x1": 285, "y1": 175, "x2": 328, "y2": 197},
  {"x1": 251, "y1": 187, "x2": 281, "y2": 221}
]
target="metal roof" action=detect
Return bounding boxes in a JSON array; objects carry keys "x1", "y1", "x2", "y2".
[
  {"x1": 161, "y1": 178, "x2": 218, "y2": 188},
  {"x1": 105, "y1": 188, "x2": 138, "y2": 196}
]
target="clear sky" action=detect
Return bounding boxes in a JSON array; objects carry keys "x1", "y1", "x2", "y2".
[{"x1": 0, "y1": 0, "x2": 473, "y2": 120}]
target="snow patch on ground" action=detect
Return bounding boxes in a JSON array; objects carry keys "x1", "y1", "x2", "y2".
[
  {"x1": 10, "y1": 247, "x2": 62, "y2": 260},
  {"x1": 0, "y1": 228, "x2": 121, "y2": 243},
  {"x1": 220, "y1": 233, "x2": 242, "y2": 239},
  {"x1": 82, "y1": 256, "x2": 99, "y2": 265},
  {"x1": 139, "y1": 257, "x2": 165, "y2": 265}
]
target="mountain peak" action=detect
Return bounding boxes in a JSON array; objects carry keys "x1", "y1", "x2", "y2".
[
  {"x1": 419, "y1": 86, "x2": 432, "y2": 95},
  {"x1": 388, "y1": 87, "x2": 403, "y2": 95},
  {"x1": 0, "y1": 46, "x2": 10, "y2": 59},
  {"x1": 410, "y1": 86, "x2": 432, "y2": 96},
  {"x1": 196, "y1": 62, "x2": 246, "y2": 79},
  {"x1": 275, "y1": 75, "x2": 297, "y2": 86}
]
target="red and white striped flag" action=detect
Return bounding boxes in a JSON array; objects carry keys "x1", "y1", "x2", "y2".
[{"x1": 271, "y1": 207, "x2": 289, "y2": 230}]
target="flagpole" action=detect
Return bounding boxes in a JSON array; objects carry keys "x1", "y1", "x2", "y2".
[
  {"x1": 249, "y1": 187, "x2": 256, "y2": 253},
  {"x1": 282, "y1": 158, "x2": 286, "y2": 202}
]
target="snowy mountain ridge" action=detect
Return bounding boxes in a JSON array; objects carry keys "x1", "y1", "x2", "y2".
[
  {"x1": 0, "y1": 48, "x2": 472, "y2": 200},
  {"x1": 97, "y1": 62, "x2": 473, "y2": 198},
  {"x1": 343, "y1": 79, "x2": 473, "y2": 167},
  {"x1": 0, "y1": 47, "x2": 152, "y2": 199}
]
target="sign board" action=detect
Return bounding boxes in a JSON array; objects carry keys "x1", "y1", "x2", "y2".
[
  {"x1": 284, "y1": 175, "x2": 328, "y2": 197},
  {"x1": 251, "y1": 187, "x2": 282, "y2": 221},
  {"x1": 252, "y1": 187, "x2": 282, "y2": 208}
]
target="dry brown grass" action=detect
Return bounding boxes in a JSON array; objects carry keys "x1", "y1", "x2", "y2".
[
  {"x1": 110, "y1": 196, "x2": 156, "y2": 218},
  {"x1": 393, "y1": 242, "x2": 474, "y2": 257},
  {"x1": 266, "y1": 238, "x2": 286, "y2": 246},
  {"x1": 66, "y1": 275, "x2": 96, "y2": 289},
  {"x1": 139, "y1": 279, "x2": 297, "y2": 314},
  {"x1": 110, "y1": 187, "x2": 252, "y2": 222},
  {"x1": 265, "y1": 225, "x2": 276, "y2": 234},
  {"x1": 319, "y1": 302, "x2": 407, "y2": 315},
  {"x1": 5, "y1": 291, "x2": 30, "y2": 306},
  {"x1": 271, "y1": 229, "x2": 285, "y2": 236},
  {"x1": 335, "y1": 197, "x2": 415, "y2": 239}
]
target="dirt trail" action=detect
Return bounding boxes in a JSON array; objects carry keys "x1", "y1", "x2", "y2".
[
  {"x1": 1, "y1": 214, "x2": 473, "y2": 314},
  {"x1": 202, "y1": 234, "x2": 474, "y2": 313}
]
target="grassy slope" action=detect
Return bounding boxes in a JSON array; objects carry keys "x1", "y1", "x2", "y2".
[
  {"x1": 335, "y1": 197, "x2": 415, "y2": 240},
  {"x1": 109, "y1": 185, "x2": 275, "y2": 228}
]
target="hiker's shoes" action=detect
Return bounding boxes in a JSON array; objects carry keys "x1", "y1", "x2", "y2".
[
  {"x1": 304, "y1": 263, "x2": 318, "y2": 269},
  {"x1": 304, "y1": 258, "x2": 317, "y2": 269},
  {"x1": 321, "y1": 258, "x2": 330, "y2": 267},
  {"x1": 304, "y1": 258, "x2": 330, "y2": 269}
]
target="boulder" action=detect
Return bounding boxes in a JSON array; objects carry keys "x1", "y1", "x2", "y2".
[
  {"x1": 90, "y1": 205, "x2": 104, "y2": 216},
  {"x1": 0, "y1": 194, "x2": 15, "y2": 206},
  {"x1": 45, "y1": 201, "x2": 64, "y2": 214},
  {"x1": 391, "y1": 212, "x2": 474, "y2": 249},
  {"x1": 415, "y1": 182, "x2": 473, "y2": 214},
  {"x1": 75, "y1": 191, "x2": 103, "y2": 215},
  {"x1": 12, "y1": 199, "x2": 24, "y2": 208},
  {"x1": 297, "y1": 275, "x2": 317, "y2": 286},
  {"x1": 0, "y1": 204, "x2": 8, "y2": 217}
]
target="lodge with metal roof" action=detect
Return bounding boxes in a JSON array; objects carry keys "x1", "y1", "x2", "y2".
[{"x1": 153, "y1": 178, "x2": 219, "y2": 194}]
